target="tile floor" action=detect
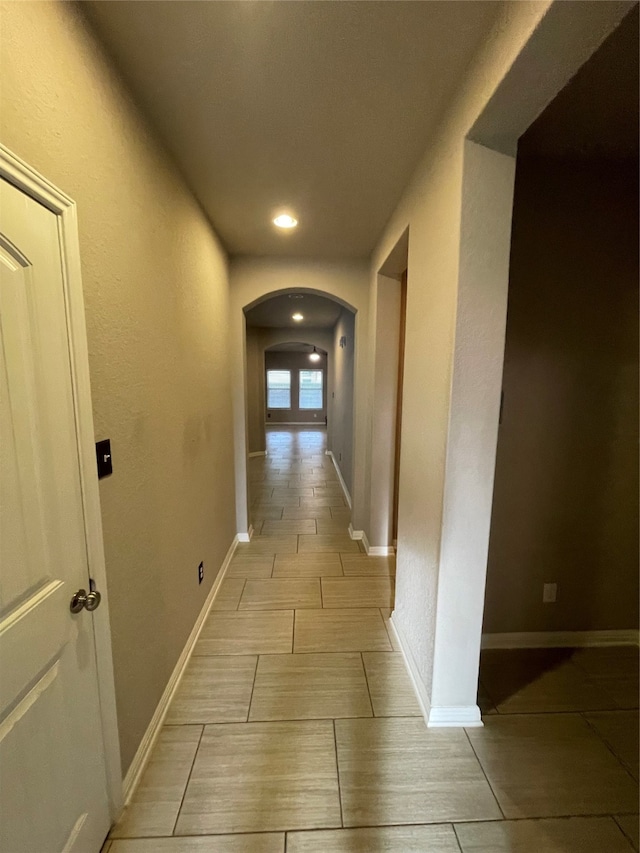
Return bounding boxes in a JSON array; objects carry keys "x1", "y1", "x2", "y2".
[{"x1": 107, "y1": 427, "x2": 639, "y2": 853}]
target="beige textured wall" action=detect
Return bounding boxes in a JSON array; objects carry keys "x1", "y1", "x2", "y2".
[
  {"x1": 0, "y1": 1, "x2": 236, "y2": 772},
  {"x1": 331, "y1": 309, "x2": 356, "y2": 497},
  {"x1": 484, "y1": 157, "x2": 639, "y2": 633},
  {"x1": 245, "y1": 327, "x2": 265, "y2": 454},
  {"x1": 369, "y1": 1, "x2": 553, "y2": 700}
]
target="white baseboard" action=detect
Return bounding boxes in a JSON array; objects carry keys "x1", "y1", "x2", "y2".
[
  {"x1": 326, "y1": 450, "x2": 352, "y2": 509},
  {"x1": 348, "y1": 522, "x2": 362, "y2": 540},
  {"x1": 248, "y1": 450, "x2": 267, "y2": 458},
  {"x1": 482, "y1": 629, "x2": 640, "y2": 649},
  {"x1": 121, "y1": 535, "x2": 239, "y2": 806},
  {"x1": 428, "y1": 705, "x2": 483, "y2": 727},
  {"x1": 236, "y1": 524, "x2": 254, "y2": 543},
  {"x1": 388, "y1": 614, "x2": 431, "y2": 724},
  {"x1": 347, "y1": 522, "x2": 394, "y2": 557},
  {"x1": 348, "y1": 524, "x2": 370, "y2": 556},
  {"x1": 389, "y1": 614, "x2": 482, "y2": 728},
  {"x1": 368, "y1": 545, "x2": 395, "y2": 556},
  {"x1": 349, "y1": 524, "x2": 371, "y2": 555}
]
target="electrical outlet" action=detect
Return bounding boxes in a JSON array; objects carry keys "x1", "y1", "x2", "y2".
[
  {"x1": 198, "y1": 562, "x2": 204, "y2": 584},
  {"x1": 543, "y1": 582, "x2": 557, "y2": 603}
]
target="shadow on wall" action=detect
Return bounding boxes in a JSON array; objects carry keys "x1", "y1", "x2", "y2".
[
  {"x1": 331, "y1": 308, "x2": 356, "y2": 498},
  {"x1": 484, "y1": 155, "x2": 639, "y2": 635}
]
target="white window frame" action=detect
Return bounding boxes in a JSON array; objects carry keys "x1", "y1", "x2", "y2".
[
  {"x1": 298, "y1": 368, "x2": 324, "y2": 410},
  {"x1": 266, "y1": 369, "x2": 292, "y2": 409}
]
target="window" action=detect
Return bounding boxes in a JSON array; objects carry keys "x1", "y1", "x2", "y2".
[
  {"x1": 267, "y1": 370, "x2": 291, "y2": 409},
  {"x1": 299, "y1": 369, "x2": 323, "y2": 409}
]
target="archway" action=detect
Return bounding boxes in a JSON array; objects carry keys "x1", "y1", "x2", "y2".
[{"x1": 228, "y1": 260, "x2": 367, "y2": 542}]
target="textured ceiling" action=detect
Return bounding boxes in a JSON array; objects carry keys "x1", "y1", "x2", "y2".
[
  {"x1": 84, "y1": 1, "x2": 501, "y2": 259},
  {"x1": 245, "y1": 293, "x2": 342, "y2": 329},
  {"x1": 520, "y1": 6, "x2": 638, "y2": 161}
]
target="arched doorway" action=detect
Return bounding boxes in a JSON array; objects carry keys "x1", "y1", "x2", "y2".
[{"x1": 233, "y1": 282, "x2": 359, "y2": 541}]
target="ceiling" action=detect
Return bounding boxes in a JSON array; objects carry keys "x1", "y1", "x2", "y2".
[
  {"x1": 520, "y1": 6, "x2": 639, "y2": 162},
  {"x1": 84, "y1": 1, "x2": 501, "y2": 259},
  {"x1": 245, "y1": 292, "x2": 342, "y2": 329}
]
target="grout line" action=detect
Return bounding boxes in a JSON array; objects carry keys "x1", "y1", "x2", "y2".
[
  {"x1": 581, "y1": 712, "x2": 639, "y2": 782},
  {"x1": 236, "y1": 579, "x2": 247, "y2": 610},
  {"x1": 612, "y1": 814, "x2": 638, "y2": 848},
  {"x1": 246, "y1": 655, "x2": 260, "y2": 722},
  {"x1": 451, "y1": 822, "x2": 465, "y2": 853},
  {"x1": 170, "y1": 724, "x2": 205, "y2": 836},
  {"x1": 195, "y1": 648, "x2": 404, "y2": 658},
  {"x1": 462, "y1": 727, "x2": 506, "y2": 819},
  {"x1": 106, "y1": 813, "x2": 640, "y2": 843},
  {"x1": 332, "y1": 719, "x2": 344, "y2": 828},
  {"x1": 360, "y1": 651, "x2": 375, "y2": 717}
]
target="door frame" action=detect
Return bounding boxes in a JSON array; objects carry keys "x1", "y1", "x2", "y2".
[{"x1": 0, "y1": 144, "x2": 123, "y2": 817}]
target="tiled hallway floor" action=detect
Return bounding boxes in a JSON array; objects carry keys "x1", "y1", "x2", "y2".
[{"x1": 108, "y1": 428, "x2": 639, "y2": 852}]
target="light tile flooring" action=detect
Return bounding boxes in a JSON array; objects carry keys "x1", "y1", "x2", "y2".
[{"x1": 107, "y1": 427, "x2": 639, "y2": 852}]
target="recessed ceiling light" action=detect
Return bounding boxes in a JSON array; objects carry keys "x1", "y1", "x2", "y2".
[
  {"x1": 273, "y1": 214, "x2": 298, "y2": 229},
  {"x1": 292, "y1": 313, "x2": 304, "y2": 322}
]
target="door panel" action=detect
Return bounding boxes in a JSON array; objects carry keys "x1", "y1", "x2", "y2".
[{"x1": 0, "y1": 179, "x2": 111, "y2": 852}]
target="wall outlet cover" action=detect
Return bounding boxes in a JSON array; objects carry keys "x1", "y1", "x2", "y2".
[{"x1": 543, "y1": 582, "x2": 557, "y2": 603}]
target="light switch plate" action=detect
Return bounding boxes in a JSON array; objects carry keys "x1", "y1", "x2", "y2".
[{"x1": 96, "y1": 439, "x2": 112, "y2": 479}]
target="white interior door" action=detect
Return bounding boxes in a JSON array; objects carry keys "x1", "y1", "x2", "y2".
[{"x1": 0, "y1": 178, "x2": 111, "y2": 852}]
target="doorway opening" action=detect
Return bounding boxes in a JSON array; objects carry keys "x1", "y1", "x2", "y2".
[
  {"x1": 243, "y1": 290, "x2": 356, "y2": 536},
  {"x1": 479, "y1": 6, "x2": 639, "y2": 713},
  {"x1": 369, "y1": 226, "x2": 409, "y2": 555},
  {"x1": 392, "y1": 269, "x2": 407, "y2": 544}
]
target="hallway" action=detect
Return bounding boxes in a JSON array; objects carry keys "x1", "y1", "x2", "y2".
[{"x1": 105, "y1": 427, "x2": 639, "y2": 852}]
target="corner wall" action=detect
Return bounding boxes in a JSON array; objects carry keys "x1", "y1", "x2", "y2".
[
  {"x1": 367, "y1": 0, "x2": 632, "y2": 721},
  {"x1": 0, "y1": 1, "x2": 236, "y2": 772}
]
